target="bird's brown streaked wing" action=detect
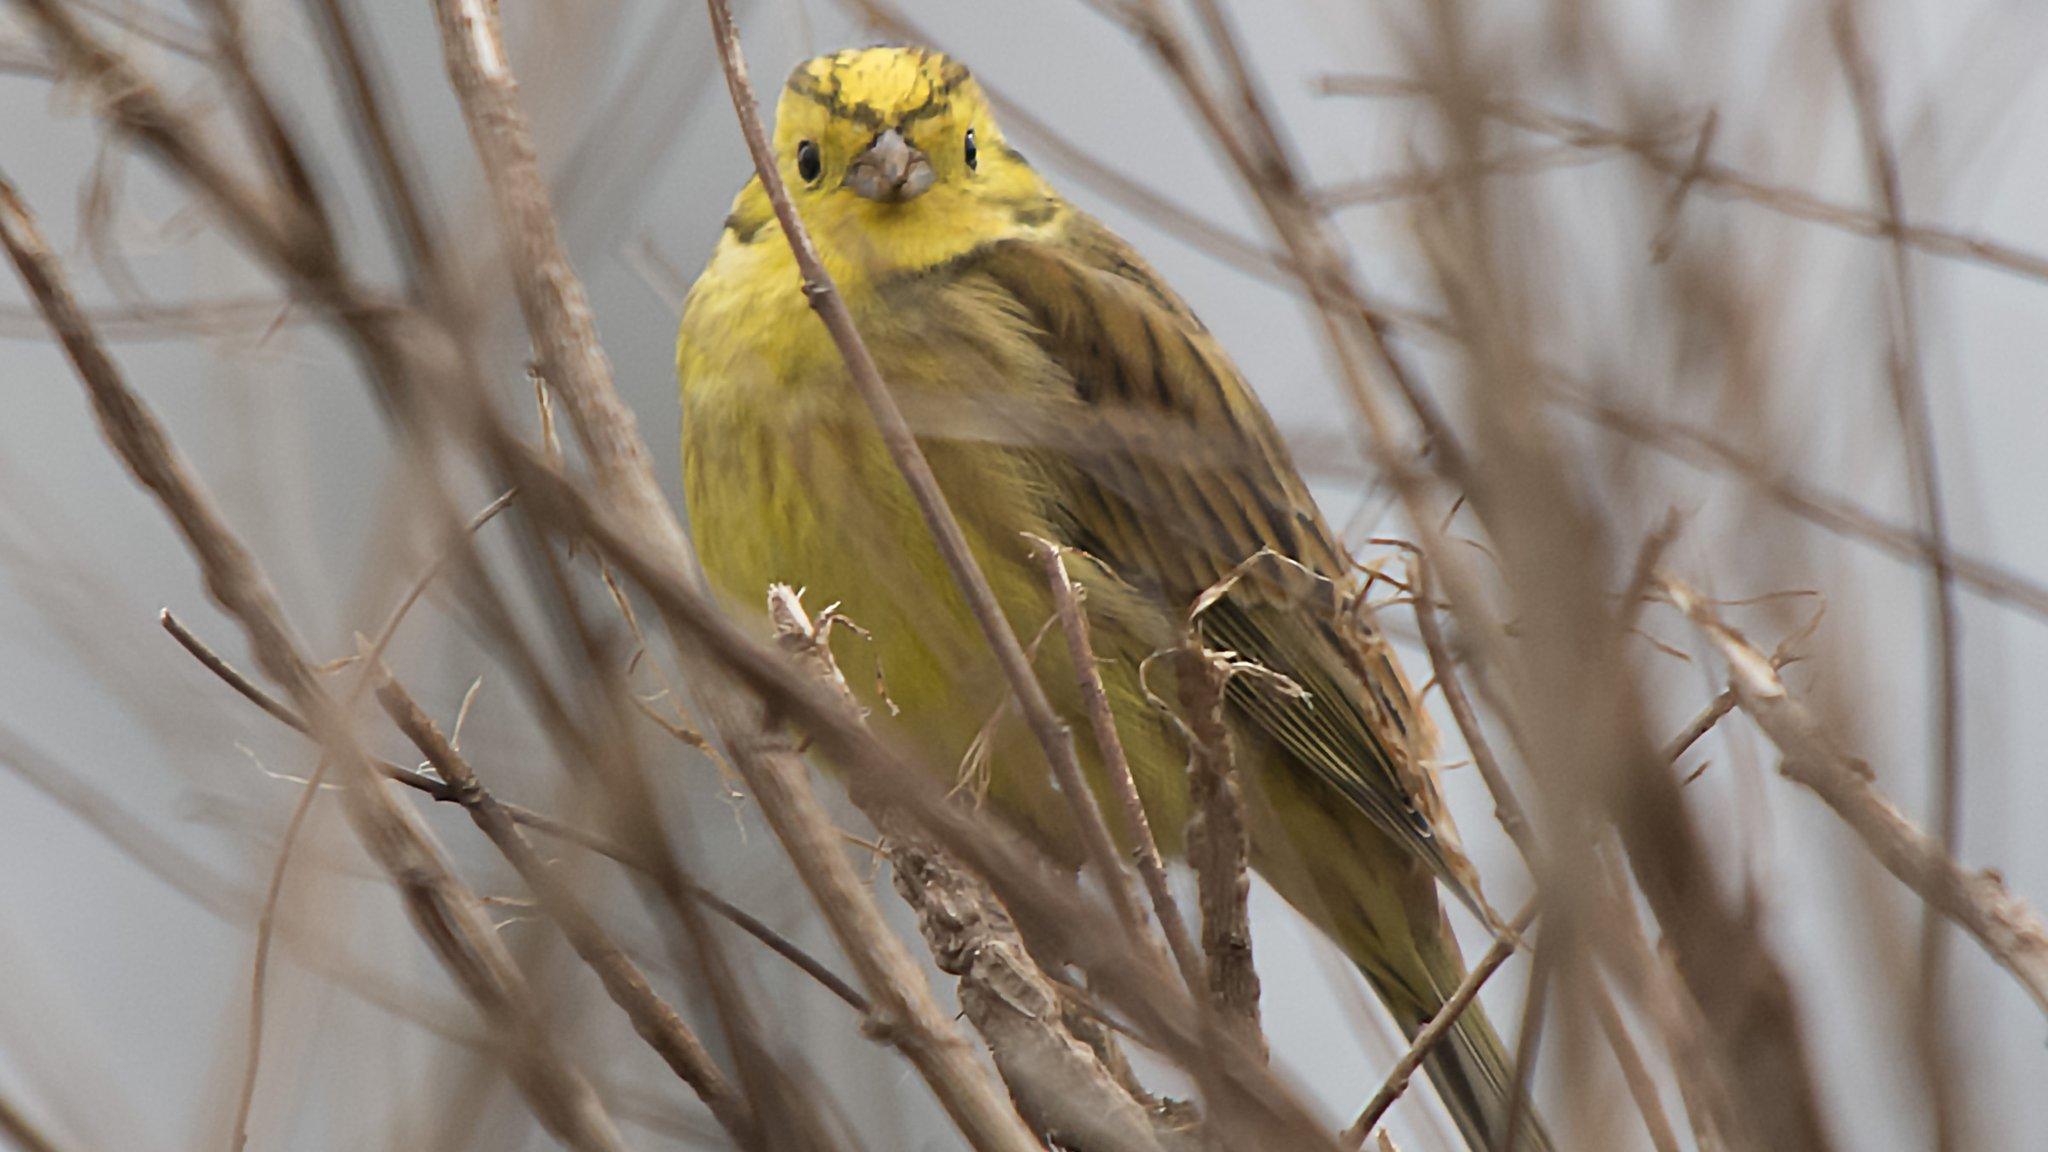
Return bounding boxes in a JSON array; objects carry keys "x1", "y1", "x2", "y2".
[{"x1": 956, "y1": 215, "x2": 1475, "y2": 902}]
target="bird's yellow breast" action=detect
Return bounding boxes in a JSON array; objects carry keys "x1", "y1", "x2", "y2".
[{"x1": 679, "y1": 243, "x2": 1168, "y2": 848}]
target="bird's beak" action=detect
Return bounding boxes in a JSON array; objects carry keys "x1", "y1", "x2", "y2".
[{"x1": 843, "y1": 128, "x2": 934, "y2": 204}]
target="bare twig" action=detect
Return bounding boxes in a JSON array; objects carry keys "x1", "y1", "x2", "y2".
[
  {"x1": 0, "y1": 1085, "x2": 70, "y2": 1152},
  {"x1": 1585, "y1": 974, "x2": 1684, "y2": 1152},
  {"x1": 304, "y1": 0, "x2": 450, "y2": 301},
  {"x1": 0, "y1": 174, "x2": 632, "y2": 1152},
  {"x1": 1497, "y1": 929, "x2": 1555, "y2": 1152},
  {"x1": 372, "y1": 666, "x2": 758, "y2": 1145},
  {"x1": 1830, "y1": 12, "x2": 1965, "y2": 1147},
  {"x1": 1344, "y1": 903, "x2": 1537, "y2": 1147},
  {"x1": 229, "y1": 754, "x2": 327, "y2": 1152},
  {"x1": 1664, "y1": 578, "x2": 2048, "y2": 1015},
  {"x1": 755, "y1": 588, "x2": 1042, "y2": 1152},
  {"x1": 891, "y1": 838, "x2": 1184, "y2": 1152},
  {"x1": 165, "y1": 606, "x2": 869, "y2": 1013},
  {"x1": 1032, "y1": 539, "x2": 1203, "y2": 992},
  {"x1": 1410, "y1": 558, "x2": 1530, "y2": 853},
  {"x1": 1179, "y1": 644, "x2": 1263, "y2": 1053},
  {"x1": 773, "y1": 586, "x2": 1187, "y2": 1152},
  {"x1": 1317, "y1": 72, "x2": 2048, "y2": 287}
]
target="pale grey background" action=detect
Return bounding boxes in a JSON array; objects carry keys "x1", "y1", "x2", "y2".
[{"x1": 2, "y1": 1, "x2": 2046, "y2": 1149}]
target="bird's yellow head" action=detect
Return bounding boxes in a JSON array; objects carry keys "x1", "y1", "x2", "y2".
[{"x1": 718, "y1": 47, "x2": 1062, "y2": 285}]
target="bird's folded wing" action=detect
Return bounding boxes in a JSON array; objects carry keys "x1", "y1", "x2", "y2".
[{"x1": 954, "y1": 216, "x2": 1481, "y2": 905}]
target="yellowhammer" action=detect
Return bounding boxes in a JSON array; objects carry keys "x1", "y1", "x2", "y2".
[{"x1": 679, "y1": 46, "x2": 1547, "y2": 1152}]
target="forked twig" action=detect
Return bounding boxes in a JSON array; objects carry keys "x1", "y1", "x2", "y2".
[
  {"x1": 1663, "y1": 578, "x2": 2048, "y2": 1015},
  {"x1": 372, "y1": 666, "x2": 757, "y2": 1143},
  {"x1": 0, "y1": 172, "x2": 632, "y2": 1152}
]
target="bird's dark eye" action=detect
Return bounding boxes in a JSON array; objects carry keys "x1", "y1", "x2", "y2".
[
  {"x1": 796, "y1": 140, "x2": 821, "y2": 182},
  {"x1": 964, "y1": 128, "x2": 977, "y2": 171}
]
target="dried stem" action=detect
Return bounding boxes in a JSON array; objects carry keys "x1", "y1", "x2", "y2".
[
  {"x1": 1317, "y1": 72, "x2": 2048, "y2": 287},
  {"x1": 772, "y1": 585, "x2": 1188, "y2": 1152},
  {"x1": 749, "y1": 589, "x2": 1041, "y2": 1152},
  {"x1": 1344, "y1": 903, "x2": 1537, "y2": 1147},
  {"x1": 1410, "y1": 558, "x2": 1530, "y2": 853},
  {"x1": 1830, "y1": 10, "x2": 1964, "y2": 1148},
  {"x1": 230, "y1": 755, "x2": 327, "y2": 1152},
  {"x1": 1179, "y1": 646, "x2": 1263, "y2": 1053},
  {"x1": 0, "y1": 174, "x2": 631, "y2": 1152},
  {"x1": 163, "y1": 607, "x2": 869, "y2": 1012},
  {"x1": 0, "y1": 1090, "x2": 67, "y2": 1152},
  {"x1": 1032, "y1": 538, "x2": 1204, "y2": 992},
  {"x1": 372, "y1": 666, "x2": 759, "y2": 1145},
  {"x1": 1664, "y1": 578, "x2": 2048, "y2": 1016}
]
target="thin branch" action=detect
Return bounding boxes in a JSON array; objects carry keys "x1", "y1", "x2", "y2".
[
  {"x1": 304, "y1": 0, "x2": 450, "y2": 303},
  {"x1": 1830, "y1": 12, "x2": 1965, "y2": 1149},
  {"x1": 0, "y1": 1087, "x2": 70, "y2": 1152},
  {"x1": 1032, "y1": 539, "x2": 1204, "y2": 994},
  {"x1": 752, "y1": 588, "x2": 1042, "y2": 1152},
  {"x1": 1663, "y1": 578, "x2": 2048, "y2": 1015},
  {"x1": 1179, "y1": 644, "x2": 1263, "y2": 1053},
  {"x1": 1410, "y1": 558, "x2": 1530, "y2": 853},
  {"x1": 0, "y1": 176, "x2": 632, "y2": 1152},
  {"x1": 373, "y1": 666, "x2": 759, "y2": 1145},
  {"x1": 229, "y1": 754, "x2": 327, "y2": 1152},
  {"x1": 1317, "y1": 72, "x2": 2048, "y2": 287},
  {"x1": 161, "y1": 612, "x2": 870, "y2": 1013},
  {"x1": 773, "y1": 586, "x2": 1187, "y2": 1152},
  {"x1": 1344, "y1": 902, "x2": 1537, "y2": 1147},
  {"x1": 1586, "y1": 974, "x2": 1684, "y2": 1152},
  {"x1": 1661, "y1": 689, "x2": 1738, "y2": 767},
  {"x1": 1497, "y1": 930, "x2": 1555, "y2": 1152}
]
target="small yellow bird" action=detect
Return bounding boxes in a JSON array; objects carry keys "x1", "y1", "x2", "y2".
[{"x1": 680, "y1": 46, "x2": 1547, "y2": 1151}]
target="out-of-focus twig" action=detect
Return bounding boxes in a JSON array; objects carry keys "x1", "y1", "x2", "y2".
[
  {"x1": 1178, "y1": 644, "x2": 1264, "y2": 1053},
  {"x1": 230, "y1": 752, "x2": 326, "y2": 1152},
  {"x1": 373, "y1": 666, "x2": 759, "y2": 1145},
  {"x1": 305, "y1": 0, "x2": 450, "y2": 303},
  {"x1": 1831, "y1": 11, "x2": 1964, "y2": 1147},
  {"x1": 1317, "y1": 72, "x2": 2048, "y2": 287},
  {"x1": 0, "y1": 1086, "x2": 70, "y2": 1152},
  {"x1": 164, "y1": 604, "x2": 870, "y2": 1011},
  {"x1": 0, "y1": 173, "x2": 633, "y2": 1152}
]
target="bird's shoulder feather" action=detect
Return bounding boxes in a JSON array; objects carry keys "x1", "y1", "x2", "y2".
[{"x1": 944, "y1": 216, "x2": 1479, "y2": 904}]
